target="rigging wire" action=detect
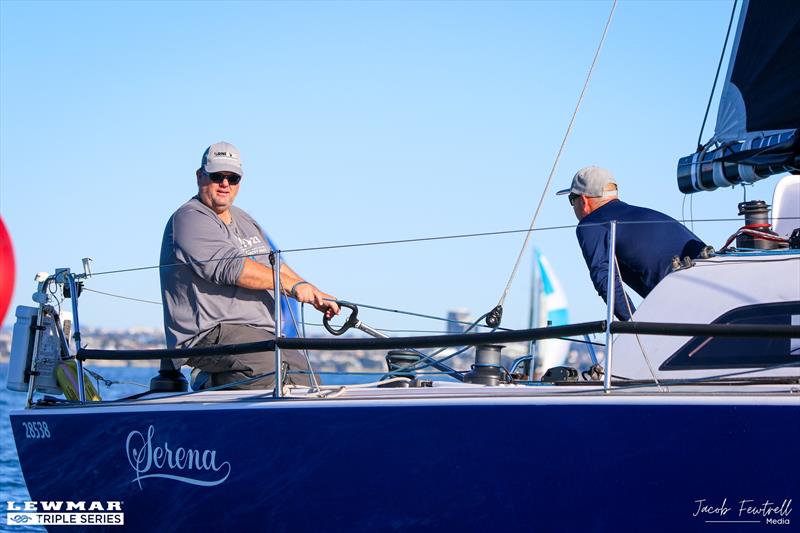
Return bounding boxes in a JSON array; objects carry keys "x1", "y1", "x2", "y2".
[
  {"x1": 83, "y1": 366, "x2": 148, "y2": 390},
  {"x1": 66, "y1": 213, "x2": 789, "y2": 382},
  {"x1": 296, "y1": 322, "x2": 606, "y2": 344},
  {"x1": 291, "y1": 370, "x2": 454, "y2": 376},
  {"x1": 84, "y1": 224, "x2": 578, "y2": 278},
  {"x1": 282, "y1": 226, "x2": 571, "y2": 254},
  {"x1": 615, "y1": 260, "x2": 663, "y2": 390},
  {"x1": 494, "y1": 0, "x2": 617, "y2": 311},
  {"x1": 84, "y1": 287, "x2": 161, "y2": 305},
  {"x1": 680, "y1": 193, "x2": 697, "y2": 233},
  {"x1": 48, "y1": 281, "x2": 63, "y2": 316},
  {"x1": 696, "y1": 0, "x2": 739, "y2": 151},
  {"x1": 681, "y1": 194, "x2": 688, "y2": 226},
  {"x1": 380, "y1": 314, "x2": 493, "y2": 376},
  {"x1": 78, "y1": 286, "x2": 603, "y2": 346},
  {"x1": 336, "y1": 299, "x2": 507, "y2": 330},
  {"x1": 283, "y1": 294, "x2": 321, "y2": 392},
  {"x1": 82, "y1": 218, "x2": 745, "y2": 279}
]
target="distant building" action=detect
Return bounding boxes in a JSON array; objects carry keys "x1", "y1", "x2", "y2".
[{"x1": 446, "y1": 308, "x2": 471, "y2": 334}]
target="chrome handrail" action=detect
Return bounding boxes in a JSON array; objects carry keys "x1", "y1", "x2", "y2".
[{"x1": 271, "y1": 251, "x2": 283, "y2": 399}]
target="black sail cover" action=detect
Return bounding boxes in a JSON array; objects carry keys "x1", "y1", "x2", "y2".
[{"x1": 677, "y1": 0, "x2": 800, "y2": 194}]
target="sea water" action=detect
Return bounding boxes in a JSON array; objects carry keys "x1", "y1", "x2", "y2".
[
  {"x1": 0, "y1": 363, "x2": 372, "y2": 531},
  {"x1": 1, "y1": 363, "x2": 162, "y2": 531}
]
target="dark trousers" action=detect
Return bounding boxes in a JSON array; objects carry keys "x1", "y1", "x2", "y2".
[{"x1": 187, "y1": 324, "x2": 317, "y2": 390}]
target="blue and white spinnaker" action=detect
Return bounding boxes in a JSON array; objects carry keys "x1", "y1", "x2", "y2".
[{"x1": 531, "y1": 248, "x2": 570, "y2": 372}]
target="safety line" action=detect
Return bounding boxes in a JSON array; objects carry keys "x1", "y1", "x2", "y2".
[{"x1": 84, "y1": 217, "x2": 751, "y2": 279}]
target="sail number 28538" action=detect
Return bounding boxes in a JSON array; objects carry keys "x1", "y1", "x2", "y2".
[{"x1": 21, "y1": 421, "x2": 51, "y2": 439}]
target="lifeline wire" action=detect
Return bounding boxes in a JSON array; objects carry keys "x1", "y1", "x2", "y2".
[
  {"x1": 82, "y1": 279, "x2": 605, "y2": 344},
  {"x1": 83, "y1": 218, "x2": 744, "y2": 279},
  {"x1": 80, "y1": 286, "x2": 602, "y2": 345},
  {"x1": 299, "y1": 322, "x2": 603, "y2": 345},
  {"x1": 496, "y1": 0, "x2": 617, "y2": 309},
  {"x1": 84, "y1": 287, "x2": 161, "y2": 305},
  {"x1": 83, "y1": 224, "x2": 577, "y2": 278},
  {"x1": 101, "y1": 370, "x2": 280, "y2": 404}
]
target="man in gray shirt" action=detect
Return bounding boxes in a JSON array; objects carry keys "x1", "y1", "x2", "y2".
[{"x1": 159, "y1": 141, "x2": 339, "y2": 390}]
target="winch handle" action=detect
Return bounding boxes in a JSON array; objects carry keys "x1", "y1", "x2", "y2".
[{"x1": 323, "y1": 302, "x2": 360, "y2": 336}]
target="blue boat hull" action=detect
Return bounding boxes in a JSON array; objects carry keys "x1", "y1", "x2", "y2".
[{"x1": 11, "y1": 400, "x2": 799, "y2": 531}]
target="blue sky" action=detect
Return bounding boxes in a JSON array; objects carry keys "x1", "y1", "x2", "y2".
[{"x1": 0, "y1": 0, "x2": 779, "y2": 335}]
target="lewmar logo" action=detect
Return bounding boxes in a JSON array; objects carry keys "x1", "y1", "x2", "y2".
[
  {"x1": 125, "y1": 425, "x2": 231, "y2": 488},
  {"x1": 6, "y1": 501, "x2": 123, "y2": 526}
]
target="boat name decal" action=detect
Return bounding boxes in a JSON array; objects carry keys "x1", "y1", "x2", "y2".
[{"x1": 125, "y1": 425, "x2": 231, "y2": 489}]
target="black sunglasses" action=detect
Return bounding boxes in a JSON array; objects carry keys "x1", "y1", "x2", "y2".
[
  {"x1": 207, "y1": 172, "x2": 242, "y2": 185},
  {"x1": 568, "y1": 193, "x2": 580, "y2": 206}
]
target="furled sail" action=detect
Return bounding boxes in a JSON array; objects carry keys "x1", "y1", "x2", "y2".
[{"x1": 677, "y1": 0, "x2": 800, "y2": 194}]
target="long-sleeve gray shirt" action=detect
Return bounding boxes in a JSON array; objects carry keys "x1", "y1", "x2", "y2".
[{"x1": 159, "y1": 196, "x2": 276, "y2": 349}]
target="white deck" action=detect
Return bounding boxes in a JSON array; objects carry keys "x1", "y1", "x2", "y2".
[{"x1": 12, "y1": 379, "x2": 800, "y2": 416}]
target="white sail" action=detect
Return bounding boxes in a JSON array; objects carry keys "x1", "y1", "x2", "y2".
[{"x1": 531, "y1": 248, "x2": 570, "y2": 372}]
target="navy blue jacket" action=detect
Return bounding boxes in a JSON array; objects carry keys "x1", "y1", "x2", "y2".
[{"x1": 576, "y1": 200, "x2": 706, "y2": 320}]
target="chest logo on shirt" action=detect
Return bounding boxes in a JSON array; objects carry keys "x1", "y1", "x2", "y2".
[
  {"x1": 238, "y1": 235, "x2": 260, "y2": 248},
  {"x1": 236, "y1": 235, "x2": 269, "y2": 257}
]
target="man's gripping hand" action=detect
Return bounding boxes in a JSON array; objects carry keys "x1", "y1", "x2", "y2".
[{"x1": 292, "y1": 283, "x2": 340, "y2": 319}]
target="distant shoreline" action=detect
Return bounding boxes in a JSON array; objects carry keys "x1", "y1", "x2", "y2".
[{"x1": 0, "y1": 355, "x2": 158, "y2": 368}]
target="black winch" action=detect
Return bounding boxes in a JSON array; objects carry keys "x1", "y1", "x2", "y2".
[
  {"x1": 736, "y1": 200, "x2": 784, "y2": 250},
  {"x1": 382, "y1": 349, "x2": 421, "y2": 387},
  {"x1": 464, "y1": 344, "x2": 509, "y2": 386}
]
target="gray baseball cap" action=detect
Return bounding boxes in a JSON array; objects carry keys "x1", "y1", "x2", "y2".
[
  {"x1": 556, "y1": 166, "x2": 616, "y2": 197},
  {"x1": 201, "y1": 141, "x2": 244, "y2": 177}
]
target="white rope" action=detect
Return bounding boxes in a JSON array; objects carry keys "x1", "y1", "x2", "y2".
[
  {"x1": 497, "y1": 0, "x2": 618, "y2": 308},
  {"x1": 284, "y1": 376, "x2": 412, "y2": 399}
]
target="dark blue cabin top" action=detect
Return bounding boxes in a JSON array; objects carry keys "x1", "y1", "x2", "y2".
[{"x1": 576, "y1": 200, "x2": 706, "y2": 320}]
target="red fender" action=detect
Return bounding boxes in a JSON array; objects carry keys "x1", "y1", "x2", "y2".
[{"x1": 0, "y1": 216, "x2": 15, "y2": 325}]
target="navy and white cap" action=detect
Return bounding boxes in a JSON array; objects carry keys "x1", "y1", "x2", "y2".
[
  {"x1": 556, "y1": 166, "x2": 617, "y2": 197},
  {"x1": 201, "y1": 141, "x2": 244, "y2": 177}
]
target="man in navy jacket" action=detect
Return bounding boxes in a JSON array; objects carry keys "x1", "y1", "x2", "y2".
[{"x1": 557, "y1": 166, "x2": 706, "y2": 320}]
